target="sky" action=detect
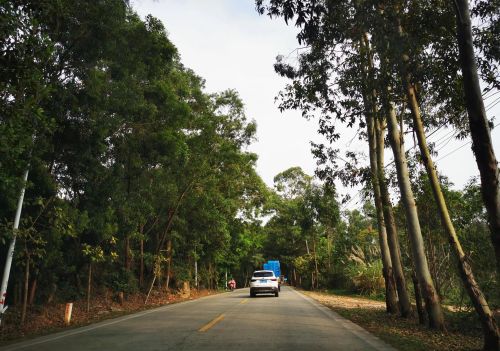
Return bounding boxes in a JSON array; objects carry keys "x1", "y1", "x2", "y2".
[{"x1": 131, "y1": 0, "x2": 500, "y2": 207}]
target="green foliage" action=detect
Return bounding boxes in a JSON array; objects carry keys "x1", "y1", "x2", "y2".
[
  {"x1": 264, "y1": 167, "x2": 343, "y2": 289},
  {"x1": 396, "y1": 173, "x2": 498, "y2": 307},
  {"x1": 343, "y1": 260, "x2": 385, "y2": 296},
  {"x1": 0, "y1": 1, "x2": 268, "y2": 308},
  {"x1": 1, "y1": 2, "x2": 496, "y2": 332},
  {"x1": 105, "y1": 268, "x2": 139, "y2": 294}
]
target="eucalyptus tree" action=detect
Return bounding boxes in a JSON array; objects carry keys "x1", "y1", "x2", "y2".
[
  {"x1": 453, "y1": 0, "x2": 500, "y2": 277},
  {"x1": 256, "y1": 1, "x2": 499, "y2": 341},
  {"x1": 0, "y1": 1, "x2": 58, "y2": 322},
  {"x1": 256, "y1": 0, "x2": 407, "y2": 315},
  {"x1": 0, "y1": 2, "x2": 55, "y2": 204},
  {"x1": 371, "y1": 1, "x2": 499, "y2": 343}
]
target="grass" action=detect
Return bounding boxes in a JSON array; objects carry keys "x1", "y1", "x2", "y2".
[
  {"x1": 325, "y1": 288, "x2": 386, "y2": 302},
  {"x1": 304, "y1": 290, "x2": 484, "y2": 351}
]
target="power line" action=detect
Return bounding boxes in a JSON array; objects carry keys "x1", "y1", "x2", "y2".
[
  {"x1": 340, "y1": 189, "x2": 363, "y2": 210},
  {"x1": 485, "y1": 96, "x2": 500, "y2": 112},
  {"x1": 429, "y1": 90, "x2": 499, "y2": 148},
  {"x1": 340, "y1": 120, "x2": 499, "y2": 209},
  {"x1": 434, "y1": 95, "x2": 500, "y2": 154},
  {"x1": 483, "y1": 89, "x2": 500, "y2": 101},
  {"x1": 435, "y1": 140, "x2": 471, "y2": 162},
  {"x1": 431, "y1": 128, "x2": 458, "y2": 149},
  {"x1": 435, "y1": 121, "x2": 500, "y2": 162},
  {"x1": 384, "y1": 91, "x2": 500, "y2": 167},
  {"x1": 338, "y1": 91, "x2": 500, "y2": 206}
]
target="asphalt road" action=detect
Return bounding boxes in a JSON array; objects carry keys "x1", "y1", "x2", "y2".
[{"x1": 1, "y1": 287, "x2": 396, "y2": 351}]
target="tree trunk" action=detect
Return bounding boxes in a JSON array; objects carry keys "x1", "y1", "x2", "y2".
[
  {"x1": 140, "y1": 237, "x2": 144, "y2": 289},
  {"x1": 453, "y1": 0, "x2": 500, "y2": 279},
  {"x1": 156, "y1": 182, "x2": 194, "y2": 255},
  {"x1": 369, "y1": 120, "x2": 399, "y2": 314},
  {"x1": 21, "y1": 254, "x2": 30, "y2": 325},
  {"x1": 384, "y1": 93, "x2": 445, "y2": 330},
  {"x1": 46, "y1": 283, "x2": 56, "y2": 304},
  {"x1": 375, "y1": 116, "x2": 412, "y2": 317},
  {"x1": 207, "y1": 262, "x2": 212, "y2": 290},
  {"x1": 145, "y1": 275, "x2": 156, "y2": 305},
  {"x1": 360, "y1": 34, "x2": 402, "y2": 315},
  {"x1": 165, "y1": 239, "x2": 172, "y2": 291},
  {"x1": 405, "y1": 77, "x2": 499, "y2": 348},
  {"x1": 327, "y1": 230, "x2": 332, "y2": 270},
  {"x1": 412, "y1": 271, "x2": 426, "y2": 325},
  {"x1": 86, "y1": 262, "x2": 92, "y2": 313},
  {"x1": 14, "y1": 281, "x2": 20, "y2": 306},
  {"x1": 245, "y1": 269, "x2": 250, "y2": 288},
  {"x1": 28, "y1": 276, "x2": 37, "y2": 306},
  {"x1": 125, "y1": 236, "x2": 131, "y2": 271},
  {"x1": 313, "y1": 237, "x2": 320, "y2": 290},
  {"x1": 364, "y1": 83, "x2": 399, "y2": 314}
]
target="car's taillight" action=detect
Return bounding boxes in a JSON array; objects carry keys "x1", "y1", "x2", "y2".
[{"x1": 271, "y1": 278, "x2": 277, "y2": 281}]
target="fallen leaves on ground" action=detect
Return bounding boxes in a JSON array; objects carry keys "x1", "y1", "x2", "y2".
[
  {"x1": 0, "y1": 289, "x2": 218, "y2": 344},
  {"x1": 304, "y1": 291, "x2": 483, "y2": 351}
]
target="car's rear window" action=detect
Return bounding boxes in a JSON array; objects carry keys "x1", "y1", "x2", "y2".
[{"x1": 254, "y1": 271, "x2": 273, "y2": 277}]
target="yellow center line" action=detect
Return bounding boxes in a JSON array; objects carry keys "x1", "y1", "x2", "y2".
[
  {"x1": 240, "y1": 298, "x2": 248, "y2": 304},
  {"x1": 198, "y1": 314, "x2": 225, "y2": 332}
]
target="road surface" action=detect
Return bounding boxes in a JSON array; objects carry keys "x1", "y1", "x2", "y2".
[{"x1": 1, "y1": 287, "x2": 396, "y2": 351}]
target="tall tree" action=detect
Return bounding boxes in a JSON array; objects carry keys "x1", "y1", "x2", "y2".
[
  {"x1": 377, "y1": 1, "x2": 500, "y2": 344},
  {"x1": 360, "y1": 37, "x2": 399, "y2": 314},
  {"x1": 453, "y1": 0, "x2": 500, "y2": 277}
]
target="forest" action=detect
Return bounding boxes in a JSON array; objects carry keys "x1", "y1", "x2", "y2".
[{"x1": 0, "y1": 0, "x2": 499, "y2": 350}]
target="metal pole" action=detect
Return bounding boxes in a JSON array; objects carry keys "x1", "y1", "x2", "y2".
[
  {"x1": 225, "y1": 269, "x2": 227, "y2": 290},
  {"x1": 0, "y1": 168, "x2": 29, "y2": 325}
]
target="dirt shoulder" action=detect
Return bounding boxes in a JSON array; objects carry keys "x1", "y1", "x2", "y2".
[
  {"x1": 303, "y1": 290, "x2": 483, "y2": 351},
  {"x1": 0, "y1": 289, "x2": 220, "y2": 345}
]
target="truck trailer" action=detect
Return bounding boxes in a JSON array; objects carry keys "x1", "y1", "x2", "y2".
[{"x1": 263, "y1": 260, "x2": 281, "y2": 291}]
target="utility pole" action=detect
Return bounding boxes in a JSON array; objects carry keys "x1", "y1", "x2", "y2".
[{"x1": 0, "y1": 168, "x2": 29, "y2": 326}]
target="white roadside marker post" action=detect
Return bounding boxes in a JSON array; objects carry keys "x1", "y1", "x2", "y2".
[{"x1": 64, "y1": 303, "x2": 73, "y2": 325}]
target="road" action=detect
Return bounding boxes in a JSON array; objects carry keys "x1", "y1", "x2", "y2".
[{"x1": 1, "y1": 287, "x2": 396, "y2": 351}]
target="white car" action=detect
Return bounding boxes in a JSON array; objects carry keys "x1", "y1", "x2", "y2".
[{"x1": 249, "y1": 270, "x2": 279, "y2": 297}]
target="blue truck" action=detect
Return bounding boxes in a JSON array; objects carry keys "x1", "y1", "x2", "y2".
[{"x1": 263, "y1": 260, "x2": 281, "y2": 291}]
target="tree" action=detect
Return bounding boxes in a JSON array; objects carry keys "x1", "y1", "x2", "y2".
[
  {"x1": 1, "y1": 0, "x2": 268, "y2": 325},
  {"x1": 453, "y1": 0, "x2": 500, "y2": 279},
  {"x1": 376, "y1": 1, "x2": 499, "y2": 343},
  {"x1": 264, "y1": 167, "x2": 341, "y2": 289}
]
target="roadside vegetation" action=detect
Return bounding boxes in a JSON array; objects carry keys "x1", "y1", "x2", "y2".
[
  {"x1": 305, "y1": 290, "x2": 483, "y2": 351},
  {"x1": 1, "y1": 0, "x2": 267, "y2": 338},
  {"x1": 257, "y1": 0, "x2": 499, "y2": 350},
  {"x1": 1, "y1": 0, "x2": 499, "y2": 349},
  {"x1": 0, "y1": 289, "x2": 216, "y2": 344}
]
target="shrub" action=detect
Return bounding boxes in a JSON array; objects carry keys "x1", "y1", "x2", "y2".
[
  {"x1": 105, "y1": 268, "x2": 139, "y2": 294},
  {"x1": 344, "y1": 260, "x2": 384, "y2": 295}
]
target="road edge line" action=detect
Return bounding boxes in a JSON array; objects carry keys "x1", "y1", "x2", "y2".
[
  {"x1": 0, "y1": 292, "x2": 225, "y2": 351},
  {"x1": 290, "y1": 288, "x2": 398, "y2": 351}
]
